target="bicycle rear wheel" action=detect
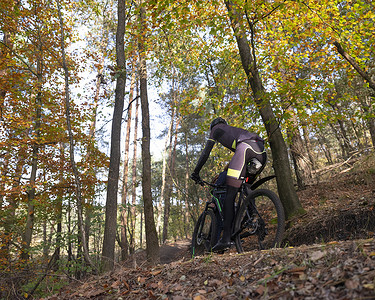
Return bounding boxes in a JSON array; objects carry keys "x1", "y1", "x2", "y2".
[
  {"x1": 234, "y1": 189, "x2": 285, "y2": 253},
  {"x1": 191, "y1": 209, "x2": 217, "y2": 257}
]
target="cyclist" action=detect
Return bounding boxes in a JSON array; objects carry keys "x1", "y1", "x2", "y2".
[{"x1": 191, "y1": 117, "x2": 267, "y2": 252}]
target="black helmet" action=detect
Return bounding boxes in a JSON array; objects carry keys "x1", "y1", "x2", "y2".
[{"x1": 210, "y1": 117, "x2": 227, "y2": 130}]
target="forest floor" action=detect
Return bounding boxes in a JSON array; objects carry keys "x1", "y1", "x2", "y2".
[{"x1": 45, "y1": 152, "x2": 375, "y2": 300}]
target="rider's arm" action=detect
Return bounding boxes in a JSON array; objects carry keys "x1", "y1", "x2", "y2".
[{"x1": 193, "y1": 139, "x2": 215, "y2": 175}]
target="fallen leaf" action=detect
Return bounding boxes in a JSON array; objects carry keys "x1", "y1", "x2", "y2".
[
  {"x1": 255, "y1": 285, "x2": 265, "y2": 295},
  {"x1": 345, "y1": 279, "x2": 359, "y2": 290},
  {"x1": 138, "y1": 277, "x2": 146, "y2": 284},
  {"x1": 287, "y1": 266, "x2": 307, "y2": 274},
  {"x1": 148, "y1": 290, "x2": 157, "y2": 299},
  {"x1": 151, "y1": 270, "x2": 162, "y2": 276},
  {"x1": 363, "y1": 283, "x2": 375, "y2": 289},
  {"x1": 149, "y1": 282, "x2": 158, "y2": 289},
  {"x1": 111, "y1": 280, "x2": 121, "y2": 288},
  {"x1": 310, "y1": 251, "x2": 326, "y2": 261}
]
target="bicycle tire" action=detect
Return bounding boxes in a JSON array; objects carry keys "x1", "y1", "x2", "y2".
[
  {"x1": 191, "y1": 209, "x2": 217, "y2": 257},
  {"x1": 234, "y1": 189, "x2": 285, "y2": 253}
]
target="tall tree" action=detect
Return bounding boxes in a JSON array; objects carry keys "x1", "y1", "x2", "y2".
[
  {"x1": 138, "y1": 0, "x2": 160, "y2": 265},
  {"x1": 224, "y1": 0, "x2": 304, "y2": 219},
  {"x1": 119, "y1": 58, "x2": 137, "y2": 260},
  {"x1": 101, "y1": 0, "x2": 126, "y2": 272},
  {"x1": 129, "y1": 92, "x2": 139, "y2": 254}
]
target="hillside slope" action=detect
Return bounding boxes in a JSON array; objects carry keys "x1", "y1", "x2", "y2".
[{"x1": 45, "y1": 152, "x2": 375, "y2": 299}]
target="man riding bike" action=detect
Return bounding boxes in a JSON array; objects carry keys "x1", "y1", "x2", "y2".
[{"x1": 191, "y1": 117, "x2": 267, "y2": 252}]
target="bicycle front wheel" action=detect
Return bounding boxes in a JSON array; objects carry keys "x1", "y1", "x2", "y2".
[
  {"x1": 234, "y1": 189, "x2": 285, "y2": 253},
  {"x1": 191, "y1": 209, "x2": 217, "y2": 257}
]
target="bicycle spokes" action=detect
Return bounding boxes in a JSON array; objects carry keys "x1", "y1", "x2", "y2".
[
  {"x1": 191, "y1": 209, "x2": 218, "y2": 257},
  {"x1": 234, "y1": 189, "x2": 285, "y2": 253}
]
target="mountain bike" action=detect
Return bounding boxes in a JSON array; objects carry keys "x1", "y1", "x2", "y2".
[{"x1": 191, "y1": 173, "x2": 285, "y2": 256}]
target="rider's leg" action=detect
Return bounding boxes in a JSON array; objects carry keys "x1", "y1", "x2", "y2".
[
  {"x1": 212, "y1": 185, "x2": 239, "y2": 251},
  {"x1": 212, "y1": 144, "x2": 250, "y2": 252}
]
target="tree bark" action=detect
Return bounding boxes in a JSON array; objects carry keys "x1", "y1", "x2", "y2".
[
  {"x1": 129, "y1": 95, "x2": 139, "y2": 254},
  {"x1": 162, "y1": 116, "x2": 179, "y2": 243},
  {"x1": 184, "y1": 127, "x2": 191, "y2": 238},
  {"x1": 157, "y1": 109, "x2": 175, "y2": 241},
  {"x1": 138, "y1": 1, "x2": 160, "y2": 265},
  {"x1": 225, "y1": 0, "x2": 303, "y2": 219},
  {"x1": 101, "y1": 0, "x2": 126, "y2": 272},
  {"x1": 119, "y1": 63, "x2": 136, "y2": 261},
  {"x1": 301, "y1": 122, "x2": 316, "y2": 170}
]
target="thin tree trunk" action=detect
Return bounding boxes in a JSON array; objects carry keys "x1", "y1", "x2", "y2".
[
  {"x1": 129, "y1": 95, "x2": 139, "y2": 254},
  {"x1": 317, "y1": 132, "x2": 334, "y2": 165},
  {"x1": 184, "y1": 129, "x2": 191, "y2": 238},
  {"x1": 138, "y1": 1, "x2": 159, "y2": 265},
  {"x1": 157, "y1": 109, "x2": 175, "y2": 240},
  {"x1": 119, "y1": 63, "x2": 136, "y2": 261},
  {"x1": 287, "y1": 110, "x2": 312, "y2": 190},
  {"x1": 162, "y1": 117, "x2": 180, "y2": 243},
  {"x1": 301, "y1": 122, "x2": 316, "y2": 170},
  {"x1": 55, "y1": 143, "x2": 64, "y2": 267},
  {"x1": 101, "y1": 0, "x2": 126, "y2": 272}
]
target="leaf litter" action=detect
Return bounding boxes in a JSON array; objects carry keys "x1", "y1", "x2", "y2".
[{"x1": 44, "y1": 158, "x2": 375, "y2": 299}]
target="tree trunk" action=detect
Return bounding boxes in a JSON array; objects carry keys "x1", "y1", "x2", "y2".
[
  {"x1": 157, "y1": 109, "x2": 175, "y2": 241},
  {"x1": 317, "y1": 132, "x2": 334, "y2": 165},
  {"x1": 138, "y1": 1, "x2": 159, "y2": 265},
  {"x1": 162, "y1": 116, "x2": 179, "y2": 243},
  {"x1": 301, "y1": 122, "x2": 317, "y2": 170},
  {"x1": 287, "y1": 110, "x2": 312, "y2": 190},
  {"x1": 224, "y1": 0, "x2": 303, "y2": 219},
  {"x1": 129, "y1": 95, "x2": 139, "y2": 254},
  {"x1": 101, "y1": 0, "x2": 126, "y2": 272},
  {"x1": 119, "y1": 63, "x2": 136, "y2": 261},
  {"x1": 184, "y1": 128, "x2": 191, "y2": 238}
]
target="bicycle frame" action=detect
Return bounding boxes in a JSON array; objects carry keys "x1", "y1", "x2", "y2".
[{"x1": 202, "y1": 175, "x2": 276, "y2": 227}]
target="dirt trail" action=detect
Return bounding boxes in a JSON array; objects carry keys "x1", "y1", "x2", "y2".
[{"x1": 159, "y1": 240, "x2": 191, "y2": 264}]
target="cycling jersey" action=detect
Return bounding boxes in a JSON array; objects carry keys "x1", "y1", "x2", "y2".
[
  {"x1": 193, "y1": 123, "x2": 266, "y2": 187},
  {"x1": 209, "y1": 123, "x2": 263, "y2": 151}
]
